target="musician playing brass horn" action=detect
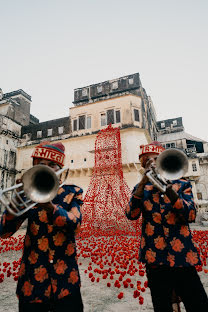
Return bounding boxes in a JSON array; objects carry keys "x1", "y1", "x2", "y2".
[
  {"x1": 125, "y1": 141, "x2": 208, "y2": 312},
  {"x1": 0, "y1": 141, "x2": 84, "y2": 312}
]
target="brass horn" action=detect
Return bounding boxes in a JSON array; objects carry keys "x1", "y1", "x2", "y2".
[
  {"x1": 146, "y1": 148, "x2": 188, "y2": 192},
  {"x1": 0, "y1": 165, "x2": 69, "y2": 217}
]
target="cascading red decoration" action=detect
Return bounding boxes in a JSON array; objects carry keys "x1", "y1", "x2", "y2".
[{"x1": 81, "y1": 124, "x2": 140, "y2": 236}]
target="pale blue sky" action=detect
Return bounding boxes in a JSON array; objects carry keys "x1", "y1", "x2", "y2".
[{"x1": 1, "y1": 0, "x2": 207, "y2": 141}]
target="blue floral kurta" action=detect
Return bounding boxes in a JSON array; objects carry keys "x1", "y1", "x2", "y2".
[
  {"x1": 126, "y1": 179, "x2": 201, "y2": 267},
  {"x1": 0, "y1": 184, "x2": 83, "y2": 303}
]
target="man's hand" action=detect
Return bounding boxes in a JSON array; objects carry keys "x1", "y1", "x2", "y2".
[{"x1": 165, "y1": 184, "x2": 179, "y2": 205}]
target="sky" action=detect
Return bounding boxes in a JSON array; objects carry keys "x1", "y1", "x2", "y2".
[{"x1": 0, "y1": 0, "x2": 208, "y2": 141}]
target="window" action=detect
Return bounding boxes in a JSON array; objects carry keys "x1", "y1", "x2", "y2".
[
  {"x1": 112, "y1": 81, "x2": 118, "y2": 89},
  {"x1": 172, "y1": 120, "x2": 177, "y2": 126},
  {"x1": 97, "y1": 85, "x2": 102, "y2": 93},
  {"x1": 101, "y1": 109, "x2": 121, "y2": 126},
  {"x1": 73, "y1": 119, "x2": 77, "y2": 131},
  {"x1": 47, "y1": 129, "x2": 52, "y2": 136},
  {"x1": 78, "y1": 115, "x2": 86, "y2": 130},
  {"x1": 101, "y1": 113, "x2": 107, "y2": 126},
  {"x1": 37, "y1": 130, "x2": 42, "y2": 138},
  {"x1": 134, "y1": 109, "x2": 140, "y2": 122},
  {"x1": 161, "y1": 122, "x2": 165, "y2": 128},
  {"x1": 107, "y1": 109, "x2": 115, "y2": 125},
  {"x1": 192, "y1": 162, "x2": 197, "y2": 172},
  {"x1": 116, "y1": 110, "x2": 121, "y2": 123},
  {"x1": 58, "y1": 126, "x2": 64, "y2": 134},
  {"x1": 129, "y1": 78, "x2": 134, "y2": 85},
  {"x1": 87, "y1": 116, "x2": 91, "y2": 129},
  {"x1": 82, "y1": 88, "x2": 88, "y2": 96},
  {"x1": 197, "y1": 192, "x2": 202, "y2": 200},
  {"x1": 165, "y1": 143, "x2": 175, "y2": 148}
]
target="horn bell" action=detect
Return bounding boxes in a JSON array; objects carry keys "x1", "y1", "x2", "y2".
[
  {"x1": 156, "y1": 148, "x2": 188, "y2": 181},
  {"x1": 22, "y1": 165, "x2": 60, "y2": 203}
]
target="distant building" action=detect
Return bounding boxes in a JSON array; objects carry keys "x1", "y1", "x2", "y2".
[
  {"x1": 1, "y1": 74, "x2": 207, "y2": 215},
  {"x1": 0, "y1": 89, "x2": 38, "y2": 190},
  {"x1": 157, "y1": 117, "x2": 208, "y2": 212},
  {"x1": 15, "y1": 73, "x2": 157, "y2": 210}
]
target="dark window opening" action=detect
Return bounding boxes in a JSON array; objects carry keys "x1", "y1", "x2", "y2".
[
  {"x1": 73, "y1": 119, "x2": 77, "y2": 131},
  {"x1": 134, "y1": 109, "x2": 139, "y2": 122},
  {"x1": 107, "y1": 109, "x2": 114, "y2": 125},
  {"x1": 79, "y1": 115, "x2": 86, "y2": 130},
  {"x1": 116, "y1": 110, "x2": 121, "y2": 123}
]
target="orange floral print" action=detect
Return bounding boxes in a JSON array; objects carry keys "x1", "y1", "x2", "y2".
[
  {"x1": 140, "y1": 236, "x2": 146, "y2": 249},
  {"x1": 53, "y1": 232, "x2": 66, "y2": 246},
  {"x1": 65, "y1": 243, "x2": 75, "y2": 256},
  {"x1": 38, "y1": 210, "x2": 48, "y2": 223},
  {"x1": 184, "y1": 187, "x2": 192, "y2": 195},
  {"x1": 25, "y1": 234, "x2": 31, "y2": 247},
  {"x1": 152, "y1": 193, "x2": 160, "y2": 203},
  {"x1": 75, "y1": 223, "x2": 81, "y2": 236},
  {"x1": 34, "y1": 265, "x2": 48, "y2": 282},
  {"x1": 38, "y1": 236, "x2": 49, "y2": 252},
  {"x1": 173, "y1": 198, "x2": 183, "y2": 210},
  {"x1": 71, "y1": 207, "x2": 81, "y2": 218},
  {"x1": 180, "y1": 225, "x2": 190, "y2": 237},
  {"x1": 54, "y1": 216, "x2": 67, "y2": 227},
  {"x1": 51, "y1": 279, "x2": 57, "y2": 293},
  {"x1": 44, "y1": 285, "x2": 51, "y2": 298},
  {"x1": 152, "y1": 212, "x2": 162, "y2": 224},
  {"x1": 189, "y1": 210, "x2": 196, "y2": 222},
  {"x1": 144, "y1": 200, "x2": 153, "y2": 211},
  {"x1": 172, "y1": 183, "x2": 181, "y2": 192},
  {"x1": 131, "y1": 208, "x2": 140, "y2": 219},
  {"x1": 54, "y1": 260, "x2": 67, "y2": 275},
  {"x1": 154, "y1": 236, "x2": 166, "y2": 250},
  {"x1": 165, "y1": 212, "x2": 176, "y2": 225},
  {"x1": 31, "y1": 298, "x2": 42, "y2": 303},
  {"x1": 58, "y1": 288, "x2": 70, "y2": 299},
  {"x1": 68, "y1": 269, "x2": 79, "y2": 284},
  {"x1": 167, "y1": 253, "x2": 175, "y2": 267},
  {"x1": 67, "y1": 212, "x2": 76, "y2": 222},
  {"x1": 163, "y1": 227, "x2": 169, "y2": 237},
  {"x1": 163, "y1": 195, "x2": 171, "y2": 204},
  {"x1": 57, "y1": 187, "x2": 65, "y2": 195},
  {"x1": 49, "y1": 248, "x2": 55, "y2": 262},
  {"x1": 145, "y1": 249, "x2": 156, "y2": 263},
  {"x1": 47, "y1": 224, "x2": 53, "y2": 233},
  {"x1": 22, "y1": 281, "x2": 34, "y2": 296},
  {"x1": 170, "y1": 238, "x2": 184, "y2": 252},
  {"x1": 145, "y1": 223, "x2": 154, "y2": 236},
  {"x1": 28, "y1": 250, "x2": 39, "y2": 264},
  {"x1": 63, "y1": 193, "x2": 74, "y2": 204},
  {"x1": 186, "y1": 250, "x2": 199, "y2": 265},
  {"x1": 18, "y1": 262, "x2": 25, "y2": 277},
  {"x1": 30, "y1": 222, "x2": 40, "y2": 236}
]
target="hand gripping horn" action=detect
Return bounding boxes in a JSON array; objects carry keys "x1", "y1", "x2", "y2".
[
  {"x1": 146, "y1": 148, "x2": 189, "y2": 192},
  {"x1": 0, "y1": 165, "x2": 69, "y2": 217}
]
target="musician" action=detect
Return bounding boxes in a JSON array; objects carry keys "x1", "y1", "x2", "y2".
[
  {"x1": 126, "y1": 141, "x2": 208, "y2": 312},
  {"x1": 0, "y1": 141, "x2": 84, "y2": 312}
]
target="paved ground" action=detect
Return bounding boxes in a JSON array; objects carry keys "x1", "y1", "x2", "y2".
[{"x1": 0, "y1": 223, "x2": 207, "y2": 312}]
